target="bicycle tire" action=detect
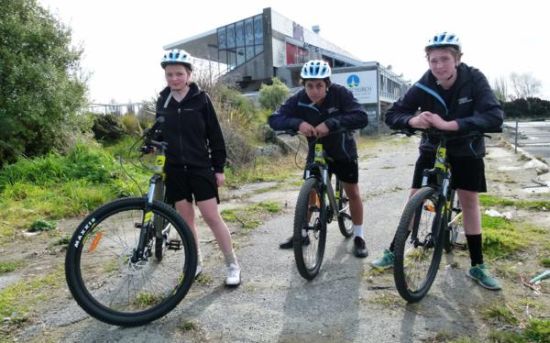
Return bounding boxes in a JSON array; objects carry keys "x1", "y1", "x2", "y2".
[
  {"x1": 393, "y1": 187, "x2": 444, "y2": 302},
  {"x1": 444, "y1": 191, "x2": 463, "y2": 253},
  {"x1": 293, "y1": 177, "x2": 327, "y2": 280},
  {"x1": 65, "y1": 197, "x2": 197, "y2": 326},
  {"x1": 336, "y1": 179, "x2": 353, "y2": 238}
]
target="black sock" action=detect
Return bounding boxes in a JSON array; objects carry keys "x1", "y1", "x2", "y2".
[{"x1": 466, "y1": 234, "x2": 483, "y2": 266}]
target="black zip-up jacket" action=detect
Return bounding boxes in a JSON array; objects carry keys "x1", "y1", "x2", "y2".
[
  {"x1": 268, "y1": 83, "x2": 368, "y2": 161},
  {"x1": 156, "y1": 83, "x2": 226, "y2": 172},
  {"x1": 385, "y1": 63, "x2": 503, "y2": 157}
]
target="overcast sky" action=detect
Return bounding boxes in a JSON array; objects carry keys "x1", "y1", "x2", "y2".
[{"x1": 38, "y1": 0, "x2": 549, "y2": 104}]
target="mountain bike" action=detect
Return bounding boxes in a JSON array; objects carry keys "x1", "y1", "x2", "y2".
[
  {"x1": 65, "y1": 117, "x2": 197, "y2": 326},
  {"x1": 279, "y1": 130, "x2": 354, "y2": 280},
  {"x1": 393, "y1": 129, "x2": 494, "y2": 302}
]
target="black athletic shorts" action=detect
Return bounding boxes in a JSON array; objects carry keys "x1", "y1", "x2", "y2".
[
  {"x1": 165, "y1": 164, "x2": 220, "y2": 204},
  {"x1": 411, "y1": 153, "x2": 487, "y2": 192},
  {"x1": 304, "y1": 159, "x2": 359, "y2": 184}
]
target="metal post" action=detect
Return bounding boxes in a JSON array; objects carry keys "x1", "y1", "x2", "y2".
[{"x1": 514, "y1": 119, "x2": 519, "y2": 154}]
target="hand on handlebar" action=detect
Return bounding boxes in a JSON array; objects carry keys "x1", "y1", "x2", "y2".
[
  {"x1": 314, "y1": 123, "x2": 330, "y2": 138},
  {"x1": 409, "y1": 112, "x2": 458, "y2": 131},
  {"x1": 298, "y1": 122, "x2": 317, "y2": 137}
]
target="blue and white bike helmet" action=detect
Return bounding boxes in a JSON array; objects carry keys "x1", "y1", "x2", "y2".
[
  {"x1": 300, "y1": 60, "x2": 332, "y2": 79},
  {"x1": 161, "y1": 49, "x2": 193, "y2": 70},
  {"x1": 425, "y1": 32, "x2": 461, "y2": 51}
]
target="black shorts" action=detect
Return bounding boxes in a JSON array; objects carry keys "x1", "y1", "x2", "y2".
[
  {"x1": 165, "y1": 164, "x2": 219, "y2": 204},
  {"x1": 304, "y1": 159, "x2": 359, "y2": 184},
  {"x1": 411, "y1": 153, "x2": 487, "y2": 192}
]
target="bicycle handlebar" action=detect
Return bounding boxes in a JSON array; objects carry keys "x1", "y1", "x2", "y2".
[{"x1": 392, "y1": 127, "x2": 501, "y2": 140}]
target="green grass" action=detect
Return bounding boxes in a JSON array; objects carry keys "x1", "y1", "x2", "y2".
[
  {"x1": 0, "y1": 143, "x2": 150, "y2": 244},
  {"x1": 482, "y1": 215, "x2": 530, "y2": 259},
  {"x1": 221, "y1": 201, "x2": 283, "y2": 230},
  {"x1": 0, "y1": 260, "x2": 24, "y2": 274},
  {"x1": 541, "y1": 257, "x2": 550, "y2": 268},
  {"x1": 225, "y1": 155, "x2": 300, "y2": 187},
  {"x1": 481, "y1": 304, "x2": 518, "y2": 325},
  {"x1": 0, "y1": 267, "x2": 64, "y2": 322},
  {"x1": 480, "y1": 194, "x2": 550, "y2": 211},
  {"x1": 488, "y1": 319, "x2": 550, "y2": 343}
]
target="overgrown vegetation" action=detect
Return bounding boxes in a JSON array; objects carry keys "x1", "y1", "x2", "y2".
[
  {"x1": 258, "y1": 77, "x2": 289, "y2": 111},
  {"x1": 0, "y1": 143, "x2": 149, "y2": 242},
  {"x1": 0, "y1": 0, "x2": 87, "y2": 166}
]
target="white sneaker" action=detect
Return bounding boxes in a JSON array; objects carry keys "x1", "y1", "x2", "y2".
[
  {"x1": 195, "y1": 265, "x2": 203, "y2": 279},
  {"x1": 225, "y1": 263, "x2": 241, "y2": 287}
]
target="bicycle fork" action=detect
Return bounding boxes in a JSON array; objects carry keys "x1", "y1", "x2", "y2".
[{"x1": 130, "y1": 177, "x2": 162, "y2": 263}]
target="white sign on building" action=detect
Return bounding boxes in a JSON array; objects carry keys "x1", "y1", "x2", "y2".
[{"x1": 331, "y1": 70, "x2": 377, "y2": 104}]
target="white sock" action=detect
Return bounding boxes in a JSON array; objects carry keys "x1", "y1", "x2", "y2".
[
  {"x1": 353, "y1": 225, "x2": 364, "y2": 239},
  {"x1": 224, "y1": 251, "x2": 238, "y2": 267}
]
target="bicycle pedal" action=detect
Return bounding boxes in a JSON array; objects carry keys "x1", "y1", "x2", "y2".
[{"x1": 167, "y1": 239, "x2": 182, "y2": 250}]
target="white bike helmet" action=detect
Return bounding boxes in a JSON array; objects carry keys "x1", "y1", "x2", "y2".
[
  {"x1": 425, "y1": 32, "x2": 461, "y2": 51},
  {"x1": 300, "y1": 60, "x2": 331, "y2": 79},
  {"x1": 161, "y1": 49, "x2": 193, "y2": 70}
]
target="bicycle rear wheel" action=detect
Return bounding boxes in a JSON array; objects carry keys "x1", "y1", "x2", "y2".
[
  {"x1": 65, "y1": 197, "x2": 197, "y2": 326},
  {"x1": 336, "y1": 179, "x2": 353, "y2": 238},
  {"x1": 444, "y1": 191, "x2": 463, "y2": 253},
  {"x1": 393, "y1": 187, "x2": 444, "y2": 302},
  {"x1": 293, "y1": 177, "x2": 327, "y2": 280}
]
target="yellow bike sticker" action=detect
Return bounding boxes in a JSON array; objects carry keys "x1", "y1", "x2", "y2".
[
  {"x1": 435, "y1": 147, "x2": 446, "y2": 170},
  {"x1": 314, "y1": 144, "x2": 324, "y2": 163}
]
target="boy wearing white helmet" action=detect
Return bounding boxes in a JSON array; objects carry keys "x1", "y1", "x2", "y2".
[
  {"x1": 268, "y1": 59, "x2": 370, "y2": 258},
  {"x1": 156, "y1": 49, "x2": 241, "y2": 287},
  {"x1": 372, "y1": 33, "x2": 504, "y2": 291}
]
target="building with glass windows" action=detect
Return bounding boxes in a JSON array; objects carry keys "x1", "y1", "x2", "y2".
[{"x1": 164, "y1": 7, "x2": 409, "y2": 128}]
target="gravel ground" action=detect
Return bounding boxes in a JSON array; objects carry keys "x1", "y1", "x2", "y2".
[{"x1": 10, "y1": 134, "x2": 550, "y2": 343}]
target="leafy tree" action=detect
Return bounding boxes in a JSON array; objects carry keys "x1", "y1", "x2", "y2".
[
  {"x1": 0, "y1": 0, "x2": 87, "y2": 166},
  {"x1": 259, "y1": 78, "x2": 289, "y2": 111}
]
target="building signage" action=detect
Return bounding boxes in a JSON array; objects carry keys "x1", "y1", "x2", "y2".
[{"x1": 331, "y1": 70, "x2": 377, "y2": 104}]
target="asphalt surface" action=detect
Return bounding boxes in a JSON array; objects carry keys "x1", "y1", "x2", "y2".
[{"x1": 504, "y1": 120, "x2": 550, "y2": 160}]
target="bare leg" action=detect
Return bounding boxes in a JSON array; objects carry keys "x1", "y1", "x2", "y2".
[
  {"x1": 342, "y1": 182, "x2": 363, "y2": 225},
  {"x1": 196, "y1": 198, "x2": 235, "y2": 261},
  {"x1": 456, "y1": 189, "x2": 481, "y2": 235}
]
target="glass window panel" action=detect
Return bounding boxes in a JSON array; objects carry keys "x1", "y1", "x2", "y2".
[
  {"x1": 246, "y1": 46, "x2": 255, "y2": 60},
  {"x1": 245, "y1": 18, "x2": 254, "y2": 46},
  {"x1": 228, "y1": 51, "x2": 236, "y2": 69},
  {"x1": 255, "y1": 44, "x2": 263, "y2": 55},
  {"x1": 217, "y1": 28, "x2": 226, "y2": 49},
  {"x1": 235, "y1": 21, "x2": 244, "y2": 47},
  {"x1": 227, "y1": 24, "x2": 235, "y2": 49},
  {"x1": 236, "y1": 47, "x2": 245, "y2": 65},
  {"x1": 254, "y1": 15, "x2": 263, "y2": 44}
]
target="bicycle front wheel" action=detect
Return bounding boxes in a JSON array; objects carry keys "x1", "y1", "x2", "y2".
[
  {"x1": 336, "y1": 179, "x2": 353, "y2": 238},
  {"x1": 393, "y1": 187, "x2": 444, "y2": 302},
  {"x1": 293, "y1": 177, "x2": 327, "y2": 280},
  {"x1": 65, "y1": 197, "x2": 197, "y2": 326}
]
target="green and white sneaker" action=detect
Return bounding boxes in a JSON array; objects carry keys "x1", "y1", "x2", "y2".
[
  {"x1": 370, "y1": 249, "x2": 394, "y2": 270},
  {"x1": 467, "y1": 264, "x2": 502, "y2": 290}
]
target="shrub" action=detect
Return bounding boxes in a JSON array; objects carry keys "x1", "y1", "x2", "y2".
[{"x1": 259, "y1": 78, "x2": 289, "y2": 111}]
